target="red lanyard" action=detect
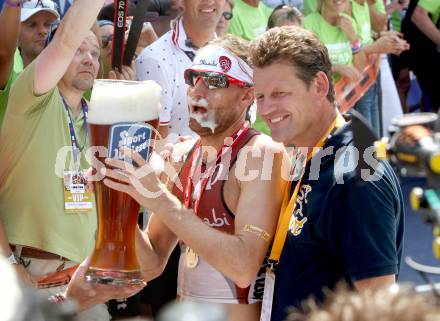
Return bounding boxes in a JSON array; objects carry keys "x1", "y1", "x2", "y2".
[{"x1": 183, "y1": 122, "x2": 250, "y2": 213}]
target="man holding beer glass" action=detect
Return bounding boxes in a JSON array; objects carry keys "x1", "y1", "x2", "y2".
[
  {"x1": 102, "y1": 35, "x2": 286, "y2": 321},
  {"x1": 0, "y1": 0, "x2": 144, "y2": 319}
]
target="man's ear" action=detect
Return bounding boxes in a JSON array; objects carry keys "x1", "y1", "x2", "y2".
[
  {"x1": 313, "y1": 71, "x2": 330, "y2": 100},
  {"x1": 240, "y1": 87, "x2": 255, "y2": 109}
]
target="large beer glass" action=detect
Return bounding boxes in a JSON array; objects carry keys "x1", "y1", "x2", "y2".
[{"x1": 85, "y1": 79, "x2": 161, "y2": 285}]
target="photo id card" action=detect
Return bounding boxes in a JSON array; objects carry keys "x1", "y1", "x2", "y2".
[{"x1": 63, "y1": 171, "x2": 93, "y2": 213}]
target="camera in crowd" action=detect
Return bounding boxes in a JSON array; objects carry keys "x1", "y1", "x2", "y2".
[{"x1": 99, "y1": 0, "x2": 174, "y2": 22}]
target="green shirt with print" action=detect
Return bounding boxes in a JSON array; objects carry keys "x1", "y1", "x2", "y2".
[
  {"x1": 227, "y1": 0, "x2": 273, "y2": 41},
  {"x1": 0, "y1": 50, "x2": 24, "y2": 130},
  {"x1": 418, "y1": 0, "x2": 440, "y2": 25},
  {"x1": 304, "y1": 12, "x2": 353, "y2": 81},
  {"x1": 351, "y1": 0, "x2": 373, "y2": 45},
  {"x1": 0, "y1": 61, "x2": 97, "y2": 263}
]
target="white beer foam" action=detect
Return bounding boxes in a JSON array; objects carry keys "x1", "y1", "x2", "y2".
[
  {"x1": 188, "y1": 97, "x2": 217, "y2": 133},
  {"x1": 89, "y1": 80, "x2": 162, "y2": 124}
]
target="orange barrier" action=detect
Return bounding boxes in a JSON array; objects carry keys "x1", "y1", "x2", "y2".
[{"x1": 335, "y1": 55, "x2": 381, "y2": 113}]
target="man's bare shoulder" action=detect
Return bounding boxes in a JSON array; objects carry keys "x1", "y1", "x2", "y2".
[{"x1": 245, "y1": 132, "x2": 286, "y2": 157}]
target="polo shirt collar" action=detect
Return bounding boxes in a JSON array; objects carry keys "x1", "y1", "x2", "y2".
[
  {"x1": 319, "y1": 119, "x2": 353, "y2": 166},
  {"x1": 172, "y1": 16, "x2": 217, "y2": 54}
]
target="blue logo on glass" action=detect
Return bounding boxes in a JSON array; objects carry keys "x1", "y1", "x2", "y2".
[{"x1": 108, "y1": 123, "x2": 153, "y2": 162}]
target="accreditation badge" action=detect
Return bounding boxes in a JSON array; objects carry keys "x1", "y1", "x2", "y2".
[
  {"x1": 185, "y1": 246, "x2": 199, "y2": 269},
  {"x1": 63, "y1": 171, "x2": 93, "y2": 213}
]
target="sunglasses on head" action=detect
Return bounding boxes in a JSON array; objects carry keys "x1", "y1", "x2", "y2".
[
  {"x1": 184, "y1": 70, "x2": 253, "y2": 89},
  {"x1": 222, "y1": 11, "x2": 233, "y2": 20}
]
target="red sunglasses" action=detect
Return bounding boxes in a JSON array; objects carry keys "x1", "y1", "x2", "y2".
[{"x1": 184, "y1": 70, "x2": 253, "y2": 89}]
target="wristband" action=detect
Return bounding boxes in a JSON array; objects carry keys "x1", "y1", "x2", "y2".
[
  {"x1": 351, "y1": 40, "x2": 361, "y2": 54},
  {"x1": 4, "y1": 0, "x2": 22, "y2": 7}
]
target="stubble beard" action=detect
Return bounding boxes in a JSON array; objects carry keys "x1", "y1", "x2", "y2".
[{"x1": 72, "y1": 77, "x2": 94, "y2": 92}]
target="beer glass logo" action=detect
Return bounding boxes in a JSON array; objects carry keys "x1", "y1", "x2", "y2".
[{"x1": 108, "y1": 123, "x2": 153, "y2": 162}]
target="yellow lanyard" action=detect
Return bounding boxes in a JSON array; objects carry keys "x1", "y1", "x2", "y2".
[{"x1": 268, "y1": 113, "x2": 346, "y2": 264}]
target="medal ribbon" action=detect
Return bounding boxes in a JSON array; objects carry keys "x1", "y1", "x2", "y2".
[{"x1": 183, "y1": 122, "x2": 250, "y2": 214}]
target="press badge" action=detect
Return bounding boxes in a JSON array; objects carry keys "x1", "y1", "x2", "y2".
[
  {"x1": 260, "y1": 268, "x2": 276, "y2": 321},
  {"x1": 63, "y1": 171, "x2": 93, "y2": 213}
]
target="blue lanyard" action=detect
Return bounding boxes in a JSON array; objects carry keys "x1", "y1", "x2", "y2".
[{"x1": 61, "y1": 97, "x2": 88, "y2": 166}]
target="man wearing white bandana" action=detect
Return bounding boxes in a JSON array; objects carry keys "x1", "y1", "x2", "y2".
[{"x1": 103, "y1": 35, "x2": 286, "y2": 321}]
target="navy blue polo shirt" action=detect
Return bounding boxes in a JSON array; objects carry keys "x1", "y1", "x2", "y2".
[{"x1": 271, "y1": 122, "x2": 404, "y2": 321}]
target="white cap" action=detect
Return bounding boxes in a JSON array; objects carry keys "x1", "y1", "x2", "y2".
[
  {"x1": 21, "y1": 0, "x2": 60, "y2": 23},
  {"x1": 188, "y1": 44, "x2": 254, "y2": 86}
]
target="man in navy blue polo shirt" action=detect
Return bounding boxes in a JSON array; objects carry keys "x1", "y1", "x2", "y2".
[{"x1": 250, "y1": 26, "x2": 404, "y2": 321}]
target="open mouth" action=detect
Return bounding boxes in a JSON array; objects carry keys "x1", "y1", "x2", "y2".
[
  {"x1": 189, "y1": 97, "x2": 209, "y2": 115},
  {"x1": 192, "y1": 105, "x2": 208, "y2": 114}
]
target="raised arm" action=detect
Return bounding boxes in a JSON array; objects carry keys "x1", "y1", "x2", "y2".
[
  {"x1": 0, "y1": 2, "x2": 21, "y2": 89},
  {"x1": 34, "y1": 0, "x2": 105, "y2": 95}
]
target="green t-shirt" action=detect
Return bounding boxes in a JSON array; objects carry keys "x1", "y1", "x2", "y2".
[
  {"x1": 372, "y1": 0, "x2": 386, "y2": 14},
  {"x1": 304, "y1": 12, "x2": 353, "y2": 81},
  {"x1": 252, "y1": 114, "x2": 271, "y2": 135},
  {"x1": 419, "y1": 0, "x2": 440, "y2": 24},
  {"x1": 0, "y1": 50, "x2": 24, "y2": 130},
  {"x1": 0, "y1": 61, "x2": 97, "y2": 263},
  {"x1": 390, "y1": 10, "x2": 403, "y2": 32},
  {"x1": 351, "y1": 0, "x2": 373, "y2": 45},
  {"x1": 227, "y1": 0, "x2": 273, "y2": 40},
  {"x1": 304, "y1": 0, "x2": 385, "y2": 19},
  {"x1": 304, "y1": 0, "x2": 318, "y2": 16}
]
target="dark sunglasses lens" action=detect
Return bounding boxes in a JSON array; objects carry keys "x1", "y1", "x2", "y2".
[
  {"x1": 207, "y1": 74, "x2": 228, "y2": 88},
  {"x1": 185, "y1": 70, "x2": 204, "y2": 87},
  {"x1": 223, "y1": 12, "x2": 233, "y2": 20},
  {"x1": 184, "y1": 71, "x2": 229, "y2": 88}
]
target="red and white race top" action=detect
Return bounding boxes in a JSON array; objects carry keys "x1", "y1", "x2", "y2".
[{"x1": 172, "y1": 127, "x2": 266, "y2": 304}]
